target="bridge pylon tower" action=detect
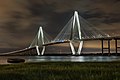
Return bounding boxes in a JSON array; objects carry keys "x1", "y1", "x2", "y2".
[
  {"x1": 53, "y1": 11, "x2": 84, "y2": 55},
  {"x1": 29, "y1": 27, "x2": 46, "y2": 55},
  {"x1": 69, "y1": 11, "x2": 83, "y2": 55}
]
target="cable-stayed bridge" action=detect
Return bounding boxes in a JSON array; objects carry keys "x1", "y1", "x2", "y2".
[{"x1": 1, "y1": 11, "x2": 120, "y2": 56}]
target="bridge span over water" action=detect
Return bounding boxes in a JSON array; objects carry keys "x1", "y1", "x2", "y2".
[{"x1": 1, "y1": 11, "x2": 120, "y2": 56}]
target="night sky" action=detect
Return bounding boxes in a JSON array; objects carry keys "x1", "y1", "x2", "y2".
[{"x1": 0, "y1": 0, "x2": 120, "y2": 52}]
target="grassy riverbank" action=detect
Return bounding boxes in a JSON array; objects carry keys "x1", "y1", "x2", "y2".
[{"x1": 0, "y1": 62, "x2": 120, "y2": 80}]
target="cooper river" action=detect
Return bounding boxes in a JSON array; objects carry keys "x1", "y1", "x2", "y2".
[{"x1": 0, "y1": 56, "x2": 120, "y2": 64}]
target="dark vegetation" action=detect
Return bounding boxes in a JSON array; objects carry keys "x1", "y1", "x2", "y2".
[{"x1": 0, "y1": 62, "x2": 120, "y2": 80}]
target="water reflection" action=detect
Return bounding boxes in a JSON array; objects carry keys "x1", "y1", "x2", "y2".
[
  {"x1": 0, "y1": 56, "x2": 120, "y2": 64},
  {"x1": 27, "y1": 56, "x2": 120, "y2": 62}
]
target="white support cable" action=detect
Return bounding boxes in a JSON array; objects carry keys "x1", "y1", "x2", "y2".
[
  {"x1": 70, "y1": 12, "x2": 76, "y2": 41},
  {"x1": 29, "y1": 33, "x2": 38, "y2": 48}
]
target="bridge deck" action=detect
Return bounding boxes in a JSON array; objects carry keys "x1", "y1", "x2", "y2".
[
  {"x1": 43, "y1": 36, "x2": 120, "y2": 46},
  {"x1": 0, "y1": 47, "x2": 37, "y2": 56}
]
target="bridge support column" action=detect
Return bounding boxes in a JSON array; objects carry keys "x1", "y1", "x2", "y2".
[
  {"x1": 114, "y1": 38, "x2": 120, "y2": 55},
  {"x1": 70, "y1": 41, "x2": 76, "y2": 55},
  {"x1": 115, "y1": 39, "x2": 117, "y2": 54},
  {"x1": 36, "y1": 46, "x2": 40, "y2": 55},
  {"x1": 101, "y1": 39, "x2": 111, "y2": 55},
  {"x1": 41, "y1": 46, "x2": 45, "y2": 55},
  {"x1": 70, "y1": 41, "x2": 83, "y2": 55},
  {"x1": 36, "y1": 46, "x2": 45, "y2": 55},
  {"x1": 77, "y1": 41, "x2": 83, "y2": 55}
]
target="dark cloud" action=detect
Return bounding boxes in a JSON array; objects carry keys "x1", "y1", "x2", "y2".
[
  {"x1": 102, "y1": 13, "x2": 120, "y2": 24},
  {"x1": 0, "y1": 0, "x2": 120, "y2": 51}
]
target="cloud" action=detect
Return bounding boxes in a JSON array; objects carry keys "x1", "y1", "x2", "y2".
[{"x1": 0, "y1": 0, "x2": 120, "y2": 50}]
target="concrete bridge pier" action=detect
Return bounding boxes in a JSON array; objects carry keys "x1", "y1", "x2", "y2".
[
  {"x1": 101, "y1": 39, "x2": 111, "y2": 55},
  {"x1": 114, "y1": 38, "x2": 120, "y2": 54},
  {"x1": 101, "y1": 37, "x2": 120, "y2": 55}
]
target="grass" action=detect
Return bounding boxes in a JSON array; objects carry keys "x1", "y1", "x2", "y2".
[{"x1": 0, "y1": 62, "x2": 120, "y2": 80}]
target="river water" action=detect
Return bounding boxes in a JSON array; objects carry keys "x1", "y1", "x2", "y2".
[{"x1": 0, "y1": 56, "x2": 120, "y2": 64}]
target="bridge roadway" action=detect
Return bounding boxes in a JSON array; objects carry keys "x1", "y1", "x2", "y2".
[
  {"x1": 0, "y1": 47, "x2": 38, "y2": 56},
  {"x1": 43, "y1": 36, "x2": 120, "y2": 46}
]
